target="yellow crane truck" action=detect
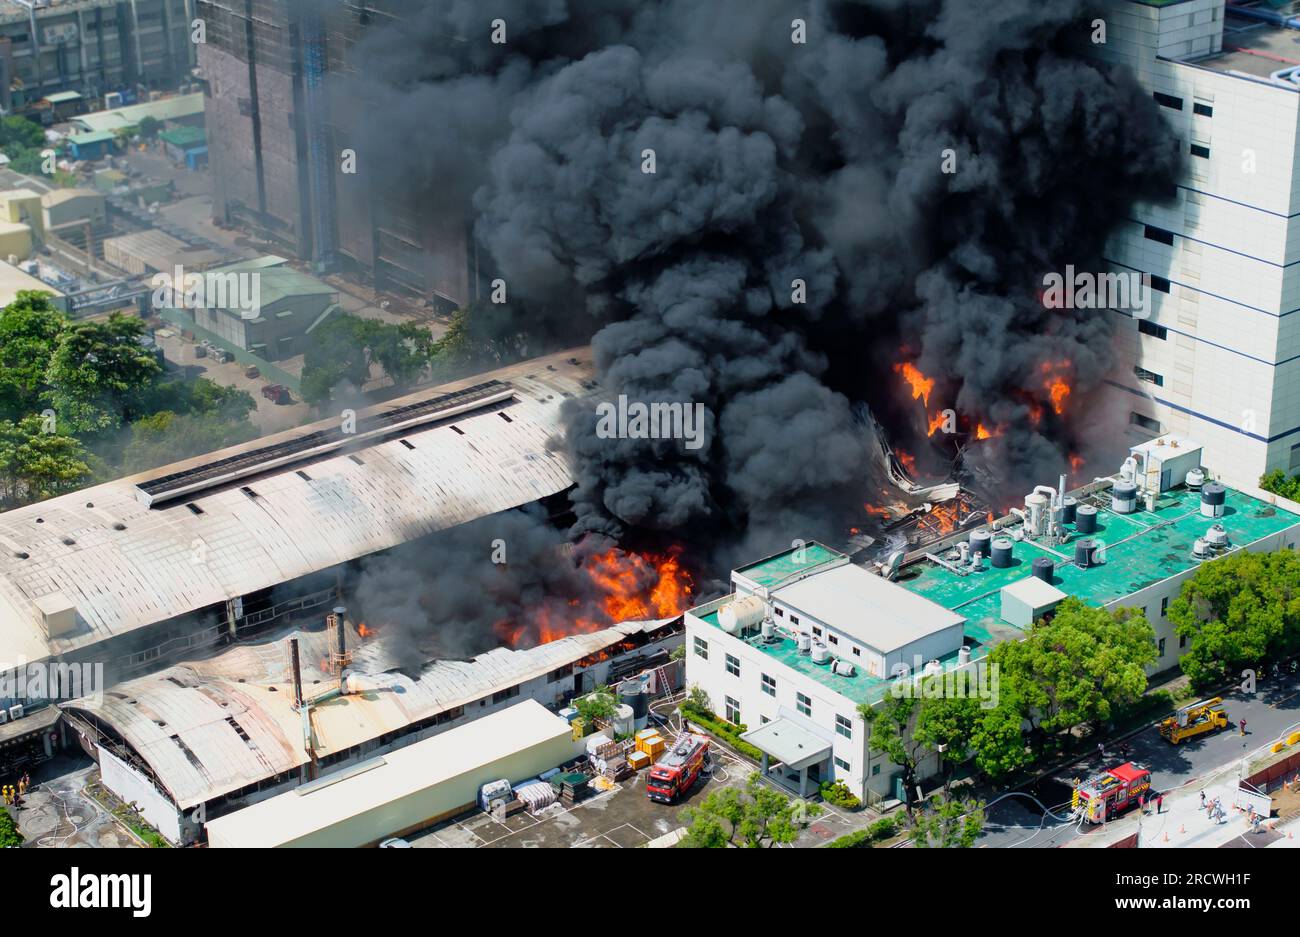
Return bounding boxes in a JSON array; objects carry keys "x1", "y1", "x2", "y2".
[{"x1": 1159, "y1": 697, "x2": 1228, "y2": 744}]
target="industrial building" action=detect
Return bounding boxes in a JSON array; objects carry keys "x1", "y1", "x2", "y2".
[
  {"x1": 203, "y1": 700, "x2": 585, "y2": 848},
  {"x1": 685, "y1": 436, "x2": 1300, "y2": 803},
  {"x1": 102, "y1": 227, "x2": 220, "y2": 274},
  {"x1": 1096, "y1": 1, "x2": 1300, "y2": 485},
  {"x1": 162, "y1": 255, "x2": 338, "y2": 360},
  {"x1": 0, "y1": 188, "x2": 44, "y2": 243},
  {"x1": 0, "y1": 256, "x2": 62, "y2": 304},
  {"x1": 195, "y1": 0, "x2": 480, "y2": 311},
  {"x1": 0, "y1": 0, "x2": 197, "y2": 112},
  {"x1": 40, "y1": 186, "x2": 105, "y2": 233},
  {"x1": 0, "y1": 350, "x2": 594, "y2": 747},
  {"x1": 69, "y1": 88, "x2": 204, "y2": 133},
  {"x1": 65, "y1": 613, "x2": 679, "y2": 844}
]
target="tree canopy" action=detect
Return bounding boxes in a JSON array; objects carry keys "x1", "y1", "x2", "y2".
[
  {"x1": 1169, "y1": 548, "x2": 1300, "y2": 688},
  {"x1": 0, "y1": 292, "x2": 259, "y2": 507},
  {"x1": 679, "y1": 773, "x2": 820, "y2": 848}
]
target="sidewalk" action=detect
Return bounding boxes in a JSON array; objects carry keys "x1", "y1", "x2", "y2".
[{"x1": 1066, "y1": 764, "x2": 1298, "y2": 848}]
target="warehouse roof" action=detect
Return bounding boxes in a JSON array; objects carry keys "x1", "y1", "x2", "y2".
[
  {"x1": 772, "y1": 562, "x2": 965, "y2": 654},
  {"x1": 0, "y1": 259, "x2": 63, "y2": 307},
  {"x1": 158, "y1": 126, "x2": 206, "y2": 149},
  {"x1": 63, "y1": 616, "x2": 667, "y2": 809},
  {"x1": 68, "y1": 130, "x2": 116, "y2": 146},
  {"x1": 72, "y1": 93, "x2": 205, "y2": 133},
  {"x1": 41, "y1": 187, "x2": 102, "y2": 207},
  {"x1": 214, "y1": 257, "x2": 336, "y2": 311},
  {"x1": 0, "y1": 349, "x2": 594, "y2": 664},
  {"x1": 203, "y1": 699, "x2": 570, "y2": 847}
]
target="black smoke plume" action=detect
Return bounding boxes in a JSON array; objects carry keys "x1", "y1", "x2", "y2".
[{"x1": 334, "y1": 0, "x2": 1179, "y2": 650}]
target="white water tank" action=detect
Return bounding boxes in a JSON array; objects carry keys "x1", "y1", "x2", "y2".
[
  {"x1": 1025, "y1": 492, "x2": 1049, "y2": 536},
  {"x1": 719, "y1": 594, "x2": 766, "y2": 634},
  {"x1": 761, "y1": 618, "x2": 776, "y2": 641},
  {"x1": 612, "y1": 704, "x2": 635, "y2": 738}
]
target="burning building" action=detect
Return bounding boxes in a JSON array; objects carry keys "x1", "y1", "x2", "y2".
[
  {"x1": 686, "y1": 435, "x2": 1300, "y2": 804},
  {"x1": 62, "y1": 609, "x2": 683, "y2": 844},
  {"x1": 0, "y1": 349, "x2": 596, "y2": 747}
]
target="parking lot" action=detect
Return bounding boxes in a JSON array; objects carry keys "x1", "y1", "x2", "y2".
[{"x1": 408, "y1": 738, "x2": 877, "y2": 849}]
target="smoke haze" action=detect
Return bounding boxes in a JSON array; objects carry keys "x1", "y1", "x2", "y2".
[{"x1": 334, "y1": 0, "x2": 1180, "y2": 652}]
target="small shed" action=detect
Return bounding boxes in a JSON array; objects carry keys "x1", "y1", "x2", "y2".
[
  {"x1": 999, "y1": 577, "x2": 1068, "y2": 628},
  {"x1": 159, "y1": 126, "x2": 207, "y2": 167},
  {"x1": 67, "y1": 130, "x2": 116, "y2": 161}
]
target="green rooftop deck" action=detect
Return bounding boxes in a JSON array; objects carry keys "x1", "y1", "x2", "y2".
[
  {"x1": 690, "y1": 483, "x2": 1300, "y2": 704},
  {"x1": 693, "y1": 604, "x2": 976, "y2": 705},
  {"x1": 898, "y1": 484, "x2": 1300, "y2": 634},
  {"x1": 733, "y1": 541, "x2": 843, "y2": 589}
]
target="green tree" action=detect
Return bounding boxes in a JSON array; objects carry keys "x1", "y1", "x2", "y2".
[
  {"x1": 119, "y1": 411, "x2": 258, "y2": 474},
  {"x1": 0, "y1": 115, "x2": 45, "y2": 150},
  {"x1": 679, "y1": 773, "x2": 819, "y2": 848},
  {"x1": 0, "y1": 414, "x2": 91, "y2": 507},
  {"x1": 363, "y1": 319, "x2": 437, "y2": 390},
  {"x1": 573, "y1": 687, "x2": 618, "y2": 726},
  {"x1": 137, "y1": 116, "x2": 161, "y2": 140},
  {"x1": 967, "y1": 689, "x2": 1036, "y2": 781},
  {"x1": 859, "y1": 695, "x2": 928, "y2": 813},
  {"x1": 44, "y1": 313, "x2": 162, "y2": 435},
  {"x1": 1260, "y1": 469, "x2": 1300, "y2": 503},
  {"x1": 909, "y1": 794, "x2": 985, "y2": 848},
  {"x1": 0, "y1": 806, "x2": 23, "y2": 848},
  {"x1": 0, "y1": 291, "x2": 65, "y2": 421},
  {"x1": 1169, "y1": 549, "x2": 1300, "y2": 689},
  {"x1": 300, "y1": 314, "x2": 374, "y2": 406},
  {"x1": 992, "y1": 598, "x2": 1155, "y2": 737},
  {"x1": 913, "y1": 694, "x2": 980, "y2": 792}
]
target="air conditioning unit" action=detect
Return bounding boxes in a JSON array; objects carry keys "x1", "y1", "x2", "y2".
[
  {"x1": 8, "y1": 704, "x2": 23, "y2": 721},
  {"x1": 0, "y1": 710, "x2": 8, "y2": 725}
]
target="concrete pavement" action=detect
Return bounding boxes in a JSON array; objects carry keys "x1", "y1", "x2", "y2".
[{"x1": 978, "y1": 669, "x2": 1300, "y2": 847}]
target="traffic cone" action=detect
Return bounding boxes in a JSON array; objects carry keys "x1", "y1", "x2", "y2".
[
  {"x1": 1163, "y1": 831, "x2": 1169, "y2": 842},
  {"x1": 1179, "y1": 823, "x2": 1186, "y2": 834}
]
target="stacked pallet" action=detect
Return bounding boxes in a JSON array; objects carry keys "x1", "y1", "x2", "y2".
[{"x1": 550, "y1": 771, "x2": 591, "y2": 805}]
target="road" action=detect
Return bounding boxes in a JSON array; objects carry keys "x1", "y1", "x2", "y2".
[{"x1": 978, "y1": 669, "x2": 1300, "y2": 847}]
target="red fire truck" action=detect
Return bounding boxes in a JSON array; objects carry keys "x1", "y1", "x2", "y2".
[
  {"x1": 647, "y1": 734, "x2": 710, "y2": 804},
  {"x1": 1073, "y1": 762, "x2": 1152, "y2": 824}
]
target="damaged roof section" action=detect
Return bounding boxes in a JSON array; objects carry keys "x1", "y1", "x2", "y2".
[
  {"x1": 0, "y1": 349, "x2": 594, "y2": 664},
  {"x1": 62, "y1": 616, "x2": 673, "y2": 810}
]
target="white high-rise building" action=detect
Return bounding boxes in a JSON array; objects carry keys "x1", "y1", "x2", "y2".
[{"x1": 1097, "y1": 0, "x2": 1300, "y2": 487}]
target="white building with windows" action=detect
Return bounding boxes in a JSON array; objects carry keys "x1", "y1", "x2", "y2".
[
  {"x1": 1098, "y1": 0, "x2": 1300, "y2": 486},
  {"x1": 683, "y1": 439, "x2": 1300, "y2": 805},
  {"x1": 683, "y1": 543, "x2": 968, "y2": 803}
]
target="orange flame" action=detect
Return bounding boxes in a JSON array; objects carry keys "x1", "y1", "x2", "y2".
[
  {"x1": 495, "y1": 548, "x2": 694, "y2": 649},
  {"x1": 1040, "y1": 360, "x2": 1072, "y2": 415},
  {"x1": 928, "y1": 411, "x2": 948, "y2": 436},
  {"x1": 1069, "y1": 452, "x2": 1084, "y2": 473},
  {"x1": 357, "y1": 622, "x2": 375, "y2": 638},
  {"x1": 895, "y1": 448, "x2": 917, "y2": 475},
  {"x1": 893, "y1": 361, "x2": 934, "y2": 407}
]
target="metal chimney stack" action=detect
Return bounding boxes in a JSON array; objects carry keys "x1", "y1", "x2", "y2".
[
  {"x1": 333, "y1": 606, "x2": 348, "y2": 659},
  {"x1": 288, "y1": 638, "x2": 304, "y2": 710}
]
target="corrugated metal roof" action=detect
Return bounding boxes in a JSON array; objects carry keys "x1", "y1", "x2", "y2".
[
  {"x1": 64, "y1": 617, "x2": 667, "y2": 808},
  {"x1": 0, "y1": 349, "x2": 595, "y2": 664},
  {"x1": 72, "y1": 93, "x2": 205, "y2": 134}
]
